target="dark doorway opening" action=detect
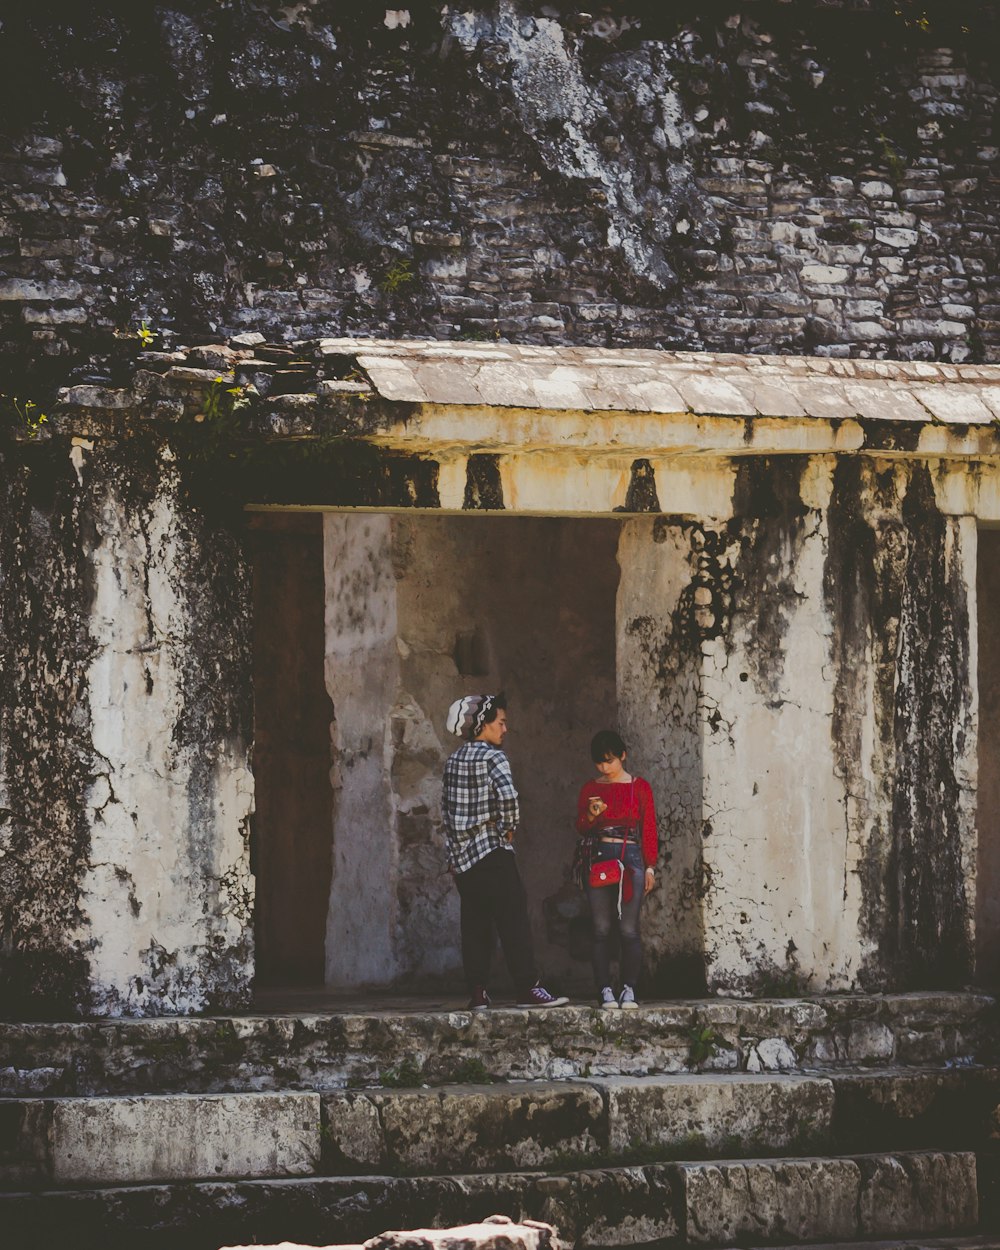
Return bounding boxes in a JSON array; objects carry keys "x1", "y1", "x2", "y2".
[
  {"x1": 249, "y1": 512, "x2": 333, "y2": 987},
  {"x1": 977, "y1": 527, "x2": 1000, "y2": 988}
]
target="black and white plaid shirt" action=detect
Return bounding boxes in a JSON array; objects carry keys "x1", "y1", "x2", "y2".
[{"x1": 442, "y1": 741, "x2": 520, "y2": 875}]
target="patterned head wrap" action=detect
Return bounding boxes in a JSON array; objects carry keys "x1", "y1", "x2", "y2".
[{"x1": 446, "y1": 694, "x2": 499, "y2": 740}]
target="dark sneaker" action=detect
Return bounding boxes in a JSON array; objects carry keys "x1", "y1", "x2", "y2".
[
  {"x1": 517, "y1": 982, "x2": 569, "y2": 1008},
  {"x1": 599, "y1": 985, "x2": 619, "y2": 1011},
  {"x1": 469, "y1": 986, "x2": 491, "y2": 1012},
  {"x1": 619, "y1": 984, "x2": 638, "y2": 1009}
]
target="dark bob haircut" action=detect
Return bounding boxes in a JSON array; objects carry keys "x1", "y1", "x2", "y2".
[
  {"x1": 481, "y1": 692, "x2": 507, "y2": 727},
  {"x1": 590, "y1": 729, "x2": 626, "y2": 762}
]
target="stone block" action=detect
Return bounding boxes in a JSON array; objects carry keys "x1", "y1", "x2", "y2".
[
  {"x1": 598, "y1": 1073, "x2": 834, "y2": 1155},
  {"x1": 675, "y1": 375, "x2": 756, "y2": 417},
  {"x1": 856, "y1": 1152, "x2": 978, "y2": 1237},
  {"x1": 681, "y1": 1157, "x2": 860, "y2": 1245},
  {"x1": 0, "y1": 277, "x2": 81, "y2": 301},
  {"x1": 832, "y1": 1067, "x2": 1000, "y2": 1150},
  {"x1": 914, "y1": 385, "x2": 994, "y2": 424},
  {"x1": 680, "y1": 1152, "x2": 977, "y2": 1246},
  {"x1": 801, "y1": 264, "x2": 850, "y2": 284},
  {"x1": 237, "y1": 1217, "x2": 565, "y2": 1250},
  {"x1": 322, "y1": 1082, "x2": 605, "y2": 1174},
  {"x1": 40, "y1": 1092, "x2": 320, "y2": 1184}
]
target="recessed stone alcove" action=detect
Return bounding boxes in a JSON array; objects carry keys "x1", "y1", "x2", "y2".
[{"x1": 251, "y1": 511, "x2": 622, "y2": 991}]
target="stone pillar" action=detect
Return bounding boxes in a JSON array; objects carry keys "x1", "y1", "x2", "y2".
[
  {"x1": 617, "y1": 517, "x2": 708, "y2": 994},
  {"x1": 695, "y1": 458, "x2": 977, "y2": 993},
  {"x1": 696, "y1": 459, "x2": 856, "y2": 993},
  {"x1": 79, "y1": 473, "x2": 255, "y2": 1015},
  {"x1": 324, "y1": 514, "x2": 401, "y2": 985},
  {"x1": 0, "y1": 440, "x2": 255, "y2": 1018},
  {"x1": 616, "y1": 458, "x2": 977, "y2": 996}
]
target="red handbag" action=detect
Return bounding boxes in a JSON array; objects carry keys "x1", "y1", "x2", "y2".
[{"x1": 588, "y1": 857, "x2": 624, "y2": 889}]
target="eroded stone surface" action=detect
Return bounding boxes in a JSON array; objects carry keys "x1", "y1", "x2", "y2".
[
  {"x1": 232, "y1": 1217, "x2": 565, "y2": 1250},
  {"x1": 680, "y1": 1151, "x2": 978, "y2": 1246},
  {"x1": 0, "y1": 992, "x2": 992, "y2": 1096},
  {"x1": 321, "y1": 1083, "x2": 605, "y2": 1173},
  {"x1": 599, "y1": 1073, "x2": 834, "y2": 1155},
  {"x1": 0, "y1": 1163, "x2": 682, "y2": 1250},
  {"x1": 22, "y1": 1092, "x2": 321, "y2": 1186}
]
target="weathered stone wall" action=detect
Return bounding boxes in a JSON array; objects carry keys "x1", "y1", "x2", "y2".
[
  {"x1": 617, "y1": 456, "x2": 977, "y2": 995},
  {"x1": 0, "y1": 434, "x2": 254, "y2": 1018},
  {"x1": 1, "y1": 1, "x2": 999, "y2": 402}
]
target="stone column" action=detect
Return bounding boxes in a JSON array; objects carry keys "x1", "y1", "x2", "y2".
[
  {"x1": 616, "y1": 516, "x2": 709, "y2": 995},
  {"x1": 696, "y1": 458, "x2": 977, "y2": 993},
  {"x1": 324, "y1": 514, "x2": 401, "y2": 985},
  {"x1": 616, "y1": 457, "x2": 978, "y2": 996}
]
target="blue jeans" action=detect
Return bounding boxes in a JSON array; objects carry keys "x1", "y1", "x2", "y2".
[{"x1": 586, "y1": 843, "x2": 645, "y2": 989}]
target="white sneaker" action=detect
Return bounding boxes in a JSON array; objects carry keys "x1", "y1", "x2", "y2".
[
  {"x1": 599, "y1": 986, "x2": 619, "y2": 1011},
  {"x1": 619, "y1": 984, "x2": 638, "y2": 1009}
]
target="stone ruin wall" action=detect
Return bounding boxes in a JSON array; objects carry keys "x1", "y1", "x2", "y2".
[
  {"x1": 0, "y1": 0, "x2": 996, "y2": 1014},
  {"x1": 1, "y1": 0, "x2": 999, "y2": 401},
  {"x1": 3, "y1": 414, "x2": 979, "y2": 1013}
]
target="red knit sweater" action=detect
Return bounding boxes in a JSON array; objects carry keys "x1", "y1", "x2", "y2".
[{"x1": 575, "y1": 777, "x2": 658, "y2": 868}]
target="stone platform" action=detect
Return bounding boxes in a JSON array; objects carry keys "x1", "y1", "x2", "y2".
[{"x1": 1, "y1": 993, "x2": 998, "y2": 1250}]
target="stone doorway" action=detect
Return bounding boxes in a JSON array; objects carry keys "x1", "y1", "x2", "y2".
[{"x1": 250, "y1": 511, "x2": 627, "y2": 993}]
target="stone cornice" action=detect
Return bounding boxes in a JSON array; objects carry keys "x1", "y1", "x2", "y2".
[{"x1": 40, "y1": 338, "x2": 1000, "y2": 464}]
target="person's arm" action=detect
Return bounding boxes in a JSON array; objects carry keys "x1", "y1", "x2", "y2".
[{"x1": 487, "y1": 752, "x2": 520, "y2": 835}]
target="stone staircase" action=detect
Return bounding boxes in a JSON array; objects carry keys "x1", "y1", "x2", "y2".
[{"x1": 1, "y1": 992, "x2": 998, "y2": 1250}]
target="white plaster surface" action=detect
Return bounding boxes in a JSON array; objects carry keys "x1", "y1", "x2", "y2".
[
  {"x1": 697, "y1": 460, "x2": 864, "y2": 991},
  {"x1": 324, "y1": 514, "x2": 400, "y2": 985},
  {"x1": 77, "y1": 478, "x2": 253, "y2": 1015},
  {"x1": 48, "y1": 1092, "x2": 319, "y2": 1184}
]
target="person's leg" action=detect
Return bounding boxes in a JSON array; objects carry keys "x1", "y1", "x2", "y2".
[
  {"x1": 455, "y1": 857, "x2": 497, "y2": 992},
  {"x1": 586, "y1": 877, "x2": 615, "y2": 990},
  {"x1": 487, "y1": 849, "x2": 538, "y2": 990},
  {"x1": 619, "y1": 849, "x2": 646, "y2": 989}
]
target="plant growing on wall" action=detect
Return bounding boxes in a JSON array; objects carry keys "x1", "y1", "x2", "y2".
[{"x1": 0, "y1": 394, "x2": 48, "y2": 438}]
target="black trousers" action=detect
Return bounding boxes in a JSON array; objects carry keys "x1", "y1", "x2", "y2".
[{"x1": 454, "y1": 848, "x2": 537, "y2": 993}]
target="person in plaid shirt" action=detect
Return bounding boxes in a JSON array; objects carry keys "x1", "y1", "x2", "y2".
[{"x1": 443, "y1": 693, "x2": 569, "y2": 1011}]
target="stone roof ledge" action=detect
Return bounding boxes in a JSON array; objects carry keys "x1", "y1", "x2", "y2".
[{"x1": 47, "y1": 337, "x2": 1000, "y2": 461}]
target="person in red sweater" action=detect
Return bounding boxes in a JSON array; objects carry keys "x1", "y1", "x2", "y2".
[{"x1": 576, "y1": 729, "x2": 658, "y2": 1009}]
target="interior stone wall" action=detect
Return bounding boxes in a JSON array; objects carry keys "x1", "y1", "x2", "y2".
[{"x1": 2, "y1": 2, "x2": 999, "y2": 403}]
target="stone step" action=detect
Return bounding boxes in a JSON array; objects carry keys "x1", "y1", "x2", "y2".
[
  {"x1": 322, "y1": 1073, "x2": 835, "y2": 1175},
  {"x1": 1, "y1": 991, "x2": 994, "y2": 1096},
  {"x1": 0, "y1": 1151, "x2": 980, "y2": 1250},
  {"x1": 830, "y1": 1067, "x2": 1000, "y2": 1151},
  {"x1": 1, "y1": 1091, "x2": 321, "y2": 1188},
  {"x1": 4, "y1": 1072, "x2": 996, "y2": 1189}
]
